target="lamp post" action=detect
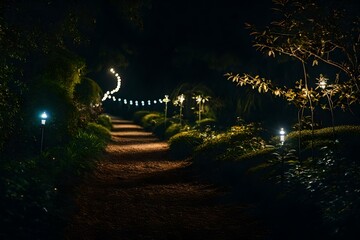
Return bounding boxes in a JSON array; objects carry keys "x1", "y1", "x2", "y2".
[
  {"x1": 163, "y1": 95, "x2": 170, "y2": 127},
  {"x1": 279, "y1": 127, "x2": 285, "y2": 145},
  {"x1": 279, "y1": 127, "x2": 286, "y2": 186},
  {"x1": 40, "y1": 112, "x2": 47, "y2": 153},
  {"x1": 177, "y1": 94, "x2": 185, "y2": 126}
]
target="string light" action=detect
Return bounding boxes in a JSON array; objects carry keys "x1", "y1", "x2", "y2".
[
  {"x1": 102, "y1": 68, "x2": 170, "y2": 107},
  {"x1": 102, "y1": 68, "x2": 122, "y2": 101}
]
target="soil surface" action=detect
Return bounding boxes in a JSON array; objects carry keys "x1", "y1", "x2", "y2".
[{"x1": 64, "y1": 117, "x2": 268, "y2": 240}]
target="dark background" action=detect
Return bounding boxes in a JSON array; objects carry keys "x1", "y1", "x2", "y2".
[{"x1": 81, "y1": 0, "x2": 273, "y2": 99}]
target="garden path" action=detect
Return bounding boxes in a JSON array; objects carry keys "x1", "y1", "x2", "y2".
[{"x1": 64, "y1": 116, "x2": 267, "y2": 240}]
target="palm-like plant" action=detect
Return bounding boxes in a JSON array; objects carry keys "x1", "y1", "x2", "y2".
[
  {"x1": 162, "y1": 95, "x2": 171, "y2": 127},
  {"x1": 193, "y1": 94, "x2": 210, "y2": 122},
  {"x1": 173, "y1": 94, "x2": 185, "y2": 125}
]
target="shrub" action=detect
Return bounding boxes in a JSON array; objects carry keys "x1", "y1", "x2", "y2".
[
  {"x1": 153, "y1": 119, "x2": 170, "y2": 139},
  {"x1": 141, "y1": 112, "x2": 163, "y2": 131},
  {"x1": 0, "y1": 120, "x2": 111, "y2": 239},
  {"x1": 96, "y1": 114, "x2": 112, "y2": 130},
  {"x1": 194, "y1": 124, "x2": 265, "y2": 163},
  {"x1": 168, "y1": 131, "x2": 204, "y2": 159},
  {"x1": 133, "y1": 110, "x2": 151, "y2": 125},
  {"x1": 195, "y1": 118, "x2": 217, "y2": 130},
  {"x1": 164, "y1": 123, "x2": 182, "y2": 139},
  {"x1": 285, "y1": 125, "x2": 360, "y2": 160},
  {"x1": 84, "y1": 122, "x2": 111, "y2": 144},
  {"x1": 286, "y1": 125, "x2": 360, "y2": 143},
  {"x1": 194, "y1": 133, "x2": 231, "y2": 162}
]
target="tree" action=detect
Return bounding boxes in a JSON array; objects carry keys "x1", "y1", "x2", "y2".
[{"x1": 226, "y1": 0, "x2": 360, "y2": 128}]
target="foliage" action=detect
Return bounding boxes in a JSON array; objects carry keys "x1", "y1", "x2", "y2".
[
  {"x1": 226, "y1": 0, "x2": 360, "y2": 138},
  {"x1": 193, "y1": 94, "x2": 210, "y2": 121},
  {"x1": 0, "y1": 71, "x2": 22, "y2": 153},
  {"x1": 248, "y1": 125, "x2": 360, "y2": 238},
  {"x1": 133, "y1": 110, "x2": 151, "y2": 125},
  {"x1": 74, "y1": 77, "x2": 102, "y2": 105},
  {"x1": 170, "y1": 82, "x2": 216, "y2": 123},
  {"x1": 194, "y1": 122, "x2": 266, "y2": 163},
  {"x1": 84, "y1": 122, "x2": 111, "y2": 144},
  {"x1": 141, "y1": 112, "x2": 163, "y2": 131},
  {"x1": 164, "y1": 123, "x2": 182, "y2": 139},
  {"x1": 195, "y1": 118, "x2": 217, "y2": 131},
  {"x1": 191, "y1": 121, "x2": 360, "y2": 238},
  {"x1": 152, "y1": 118, "x2": 170, "y2": 139},
  {"x1": 0, "y1": 0, "x2": 96, "y2": 157},
  {"x1": 0, "y1": 121, "x2": 111, "y2": 239},
  {"x1": 194, "y1": 132, "x2": 234, "y2": 162},
  {"x1": 168, "y1": 131, "x2": 204, "y2": 160},
  {"x1": 96, "y1": 114, "x2": 113, "y2": 130}
]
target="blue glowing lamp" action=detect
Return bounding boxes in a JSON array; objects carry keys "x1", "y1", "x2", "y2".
[{"x1": 41, "y1": 112, "x2": 48, "y2": 125}]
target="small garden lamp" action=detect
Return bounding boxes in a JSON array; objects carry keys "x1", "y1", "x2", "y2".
[
  {"x1": 40, "y1": 112, "x2": 48, "y2": 153},
  {"x1": 279, "y1": 128, "x2": 285, "y2": 145},
  {"x1": 163, "y1": 95, "x2": 171, "y2": 126},
  {"x1": 41, "y1": 112, "x2": 48, "y2": 125},
  {"x1": 176, "y1": 94, "x2": 185, "y2": 125}
]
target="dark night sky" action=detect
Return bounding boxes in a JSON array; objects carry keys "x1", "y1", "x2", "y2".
[{"x1": 83, "y1": 0, "x2": 273, "y2": 99}]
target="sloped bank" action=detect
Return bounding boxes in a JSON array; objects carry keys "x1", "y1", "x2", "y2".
[{"x1": 134, "y1": 110, "x2": 360, "y2": 240}]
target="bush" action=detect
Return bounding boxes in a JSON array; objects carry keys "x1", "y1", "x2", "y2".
[
  {"x1": 195, "y1": 118, "x2": 217, "y2": 130},
  {"x1": 194, "y1": 124, "x2": 265, "y2": 163},
  {"x1": 285, "y1": 125, "x2": 360, "y2": 160},
  {"x1": 168, "y1": 131, "x2": 204, "y2": 159},
  {"x1": 194, "y1": 133, "x2": 231, "y2": 162},
  {"x1": 164, "y1": 123, "x2": 182, "y2": 139},
  {"x1": 153, "y1": 119, "x2": 169, "y2": 139},
  {"x1": 141, "y1": 112, "x2": 163, "y2": 131},
  {"x1": 133, "y1": 110, "x2": 151, "y2": 125},
  {"x1": 286, "y1": 125, "x2": 360, "y2": 143},
  {"x1": 0, "y1": 121, "x2": 111, "y2": 239},
  {"x1": 84, "y1": 122, "x2": 111, "y2": 144},
  {"x1": 96, "y1": 114, "x2": 112, "y2": 130}
]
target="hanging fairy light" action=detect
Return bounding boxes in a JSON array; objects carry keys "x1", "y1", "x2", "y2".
[{"x1": 102, "y1": 68, "x2": 122, "y2": 101}]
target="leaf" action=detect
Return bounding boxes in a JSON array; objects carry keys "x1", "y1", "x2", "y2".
[{"x1": 312, "y1": 59, "x2": 318, "y2": 66}]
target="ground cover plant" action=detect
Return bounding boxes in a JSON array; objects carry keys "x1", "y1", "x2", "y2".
[
  {"x1": 0, "y1": 116, "x2": 111, "y2": 240},
  {"x1": 135, "y1": 108, "x2": 360, "y2": 239},
  {"x1": 195, "y1": 124, "x2": 360, "y2": 239}
]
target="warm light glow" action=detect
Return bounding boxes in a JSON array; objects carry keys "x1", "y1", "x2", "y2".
[
  {"x1": 163, "y1": 95, "x2": 170, "y2": 103},
  {"x1": 318, "y1": 74, "x2": 328, "y2": 90},
  {"x1": 279, "y1": 128, "x2": 285, "y2": 144},
  {"x1": 102, "y1": 68, "x2": 122, "y2": 101},
  {"x1": 178, "y1": 94, "x2": 185, "y2": 104}
]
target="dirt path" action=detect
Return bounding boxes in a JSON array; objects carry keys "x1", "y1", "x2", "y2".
[{"x1": 64, "y1": 117, "x2": 267, "y2": 240}]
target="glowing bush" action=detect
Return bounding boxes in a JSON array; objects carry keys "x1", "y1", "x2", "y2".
[
  {"x1": 168, "y1": 131, "x2": 204, "y2": 159},
  {"x1": 96, "y1": 114, "x2": 112, "y2": 130}
]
